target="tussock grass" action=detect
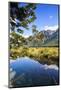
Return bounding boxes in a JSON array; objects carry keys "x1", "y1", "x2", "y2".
[{"x1": 10, "y1": 47, "x2": 59, "y2": 66}]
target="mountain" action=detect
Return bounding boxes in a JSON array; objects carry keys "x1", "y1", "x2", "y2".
[
  {"x1": 10, "y1": 29, "x2": 59, "y2": 48},
  {"x1": 42, "y1": 29, "x2": 59, "y2": 46},
  {"x1": 26, "y1": 29, "x2": 59, "y2": 47}
]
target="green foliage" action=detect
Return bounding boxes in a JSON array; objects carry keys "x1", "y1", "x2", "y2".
[
  {"x1": 10, "y1": 2, "x2": 36, "y2": 32},
  {"x1": 17, "y1": 29, "x2": 24, "y2": 34},
  {"x1": 32, "y1": 25, "x2": 38, "y2": 35},
  {"x1": 10, "y1": 32, "x2": 26, "y2": 48},
  {"x1": 10, "y1": 2, "x2": 37, "y2": 50}
]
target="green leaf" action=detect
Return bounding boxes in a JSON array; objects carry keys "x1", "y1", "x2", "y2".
[{"x1": 17, "y1": 29, "x2": 24, "y2": 34}]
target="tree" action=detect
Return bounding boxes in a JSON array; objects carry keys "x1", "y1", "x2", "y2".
[
  {"x1": 10, "y1": 2, "x2": 36, "y2": 33},
  {"x1": 32, "y1": 25, "x2": 38, "y2": 35},
  {"x1": 9, "y1": 2, "x2": 37, "y2": 48},
  {"x1": 10, "y1": 32, "x2": 26, "y2": 48}
]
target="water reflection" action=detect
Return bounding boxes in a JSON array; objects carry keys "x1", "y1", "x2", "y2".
[{"x1": 9, "y1": 57, "x2": 59, "y2": 87}]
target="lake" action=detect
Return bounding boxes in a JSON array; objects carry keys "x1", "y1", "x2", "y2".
[{"x1": 9, "y1": 57, "x2": 59, "y2": 87}]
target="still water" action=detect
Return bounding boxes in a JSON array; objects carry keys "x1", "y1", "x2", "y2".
[{"x1": 9, "y1": 57, "x2": 59, "y2": 87}]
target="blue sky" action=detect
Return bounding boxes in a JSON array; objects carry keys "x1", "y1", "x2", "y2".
[{"x1": 18, "y1": 3, "x2": 59, "y2": 37}]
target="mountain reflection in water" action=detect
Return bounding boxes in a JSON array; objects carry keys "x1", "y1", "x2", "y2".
[{"x1": 9, "y1": 57, "x2": 59, "y2": 87}]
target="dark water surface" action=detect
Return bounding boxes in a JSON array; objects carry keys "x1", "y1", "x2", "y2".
[{"x1": 9, "y1": 57, "x2": 59, "y2": 87}]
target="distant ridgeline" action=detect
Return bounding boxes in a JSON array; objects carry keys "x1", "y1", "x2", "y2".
[
  {"x1": 26, "y1": 29, "x2": 59, "y2": 47},
  {"x1": 10, "y1": 28, "x2": 59, "y2": 48}
]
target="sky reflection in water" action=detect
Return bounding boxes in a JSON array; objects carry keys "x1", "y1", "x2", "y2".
[{"x1": 9, "y1": 57, "x2": 59, "y2": 87}]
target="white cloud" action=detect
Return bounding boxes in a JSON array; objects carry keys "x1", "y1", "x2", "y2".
[
  {"x1": 44, "y1": 25, "x2": 58, "y2": 31},
  {"x1": 49, "y1": 15, "x2": 53, "y2": 19},
  {"x1": 44, "y1": 64, "x2": 58, "y2": 71},
  {"x1": 10, "y1": 69, "x2": 16, "y2": 80}
]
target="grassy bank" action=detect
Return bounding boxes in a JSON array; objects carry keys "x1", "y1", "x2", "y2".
[{"x1": 10, "y1": 47, "x2": 59, "y2": 66}]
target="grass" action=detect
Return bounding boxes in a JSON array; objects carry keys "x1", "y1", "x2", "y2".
[{"x1": 10, "y1": 47, "x2": 59, "y2": 66}]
